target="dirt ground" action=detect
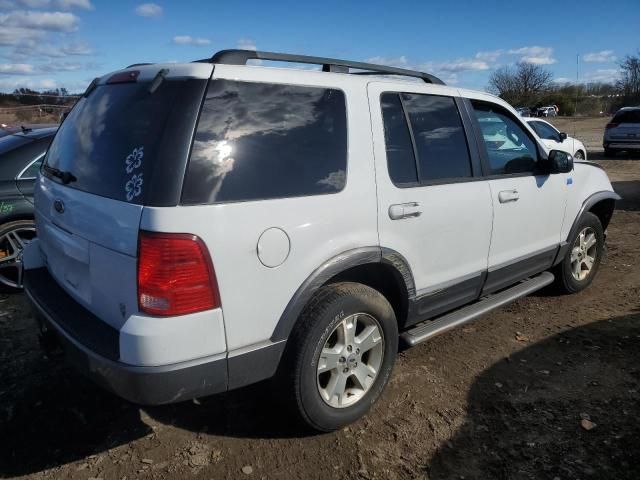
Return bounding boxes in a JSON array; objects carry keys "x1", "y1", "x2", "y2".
[{"x1": 1, "y1": 117, "x2": 639, "y2": 480}]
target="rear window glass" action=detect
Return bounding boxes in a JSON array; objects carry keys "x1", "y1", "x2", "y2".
[
  {"x1": 182, "y1": 79, "x2": 347, "y2": 204},
  {"x1": 43, "y1": 80, "x2": 202, "y2": 204},
  {"x1": 613, "y1": 110, "x2": 640, "y2": 123}
]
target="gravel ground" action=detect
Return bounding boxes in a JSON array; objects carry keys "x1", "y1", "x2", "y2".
[{"x1": 0, "y1": 117, "x2": 639, "y2": 480}]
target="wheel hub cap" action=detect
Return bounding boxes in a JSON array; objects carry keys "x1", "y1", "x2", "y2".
[{"x1": 316, "y1": 313, "x2": 384, "y2": 409}]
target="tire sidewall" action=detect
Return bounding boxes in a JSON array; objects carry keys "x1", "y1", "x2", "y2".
[
  {"x1": 297, "y1": 285, "x2": 398, "y2": 431},
  {"x1": 561, "y1": 213, "x2": 604, "y2": 293}
]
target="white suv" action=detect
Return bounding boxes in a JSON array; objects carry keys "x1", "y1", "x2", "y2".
[{"x1": 23, "y1": 50, "x2": 620, "y2": 431}]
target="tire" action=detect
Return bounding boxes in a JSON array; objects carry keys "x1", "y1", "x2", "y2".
[
  {"x1": 0, "y1": 219, "x2": 36, "y2": 290},
  {"x1": 553, "y1": 212, "x2": 604, "y2": 294},
  {"x1": 279, "y1": 282, "x2": 398, "y2": 432},
  {"x1": 574, "y1": 150, "x2": 585, "y2": 160},
  {"x1": 604, "y1": 148, "x2": 616, "y2": 158}
]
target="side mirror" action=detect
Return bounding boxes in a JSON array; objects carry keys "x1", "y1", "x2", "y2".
[
  {"x1": 547, "y1": 150, "x2": 573, "y2": 173},
  {"x1": 559, "y1": 132, "x2": 568, "y2": 142}
]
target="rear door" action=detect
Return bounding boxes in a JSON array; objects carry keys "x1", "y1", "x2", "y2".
[
  {"x1": 36, "y1": 66, "x2": 210, "y2": 329},
  {"x1": 368, "y1": 82, "x2": 493, "y2": 322}
]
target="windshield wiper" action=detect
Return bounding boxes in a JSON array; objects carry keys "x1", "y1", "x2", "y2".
[{"x1": 43, "y1": 165, "x2": 77, "y2": 184}]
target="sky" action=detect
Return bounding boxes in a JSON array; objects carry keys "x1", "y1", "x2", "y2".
[{"x1": 0, "y1": 0, "x2": 639, "y2": 93}]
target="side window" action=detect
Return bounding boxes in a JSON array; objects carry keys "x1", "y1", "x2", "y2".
[
  {"x1": 402, "y1": 93, "x2": 472, "y2": 182},
  {"x1": 182, "y1": 80, "x2": 347, "y2": 204},
  {"x1": 530, "y1": 121, "x2": 560, "y2": 142},
  {"x1": 380, "y1": 93, "x2": 418, "y2": 185},
  {"x1": 379, "y1": 92, "x2": 472, "y2": 186},
  {"x1": 472, "y1": 102, "x2": 539, "y2": 175}
]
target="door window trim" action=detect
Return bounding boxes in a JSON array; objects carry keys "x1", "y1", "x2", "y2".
[
  {"x1": 16, "y1": 152, "x2": 45, "y2": 180},
  {"x1": 380, "y1": 91, "x2": 483, "y2": 189},
  {"x1": 462, "y1": 98, "x2": 548, "y2": 179}
]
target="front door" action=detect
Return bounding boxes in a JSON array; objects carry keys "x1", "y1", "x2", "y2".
[
  {"x1": 469, "y1": 100, "x2": 568, "y2": 293},
  {"x1": 368, "y1": 83, "x2": 493, "y2": 323}
]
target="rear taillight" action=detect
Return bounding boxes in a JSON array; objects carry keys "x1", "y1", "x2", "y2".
[
  {"x1": 138, "y1": 232, "x2": 220, "y2": 316},
  {"x1": 605, "y1": 123, "x2": 619, "y2": 129}
]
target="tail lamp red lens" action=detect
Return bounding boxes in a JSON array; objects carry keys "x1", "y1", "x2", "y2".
[{"x1": 138, "y1": 232, "x2": 220, "y2": 316}]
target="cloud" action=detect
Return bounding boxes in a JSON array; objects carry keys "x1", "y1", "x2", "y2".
[
  {"x1": 583, "y1": 50, "x2": 616, "y2": 63},
  {"x1": 4, "y1": 0, "x2": 94, "y2": 7},
  {"x1": 172, "y1": 35, "x2": 210, "y2": 46},
  {"x1": 582, "y1": 68, "x2": 620, "y2": 83},
  {"x1": 237, "y1": 38, "x2": 257, "y2": 51},
  {"x1": 508, "y1": 46, "x2": 556, "y2": 65},
  {"x1": 0, "y1": 76, "x2": 59, "y2": 91},
  {"x1": 135, "y1": 3, "x2": 162, "y2": 17},
  {"x1": 0, "y1": 63, "x2": 34, "y2": 74},
  {"x1": 366, "y1": 55, "x2": 410, "y2": 68},
  {"x1": 475, "y1": 50, "x2": 504, "y2": 63},
  {"x1": 56, "y1": 0, "x2": 93, "y2": 9},
  {"x1": 433, "y1": 59, "x2": 489, "y2": 73},
  {"x1": 0, "y1": 10, "x2": 80, "y2": 32}
]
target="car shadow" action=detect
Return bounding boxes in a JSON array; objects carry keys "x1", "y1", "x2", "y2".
[
  {"x1": 3, "y1": 306, "x2": 640, "y2": 477},
  {"x1": 612, "y1": 180, "x2": 640, "y2": 212},
  {"x1": 586, "y1": 150, "x2": 639, "y2": 161},
  {"x1": 426, "y1": 311, "x2": 640, "y2": 480}
]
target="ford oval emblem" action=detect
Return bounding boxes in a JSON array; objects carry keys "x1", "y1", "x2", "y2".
[{"x1": 53, "y1": 199, "x2": 65, "y2": 214}]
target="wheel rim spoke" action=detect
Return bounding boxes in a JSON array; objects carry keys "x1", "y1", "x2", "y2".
[
  {"x1": 323, "y1": 372, "x2": 348, "y2": 405},
  {"x1": 355, "y1": 325, "x2": 382, "y2": 354},
  {"x1": 318, "y1": 347, "x2": 342, "y2": 374}
]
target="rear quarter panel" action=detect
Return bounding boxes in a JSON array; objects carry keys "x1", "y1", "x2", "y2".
[{"x1": 141, "y1": 66, "x2": 379, "y2": 352}]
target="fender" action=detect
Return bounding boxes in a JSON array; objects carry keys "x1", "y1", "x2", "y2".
[
  {"x1": 553, "y1": 190, "x2": 621, "y2": 266},
  {"x1": 270, "y1": 246, "x2": 415, "y2": 342}
]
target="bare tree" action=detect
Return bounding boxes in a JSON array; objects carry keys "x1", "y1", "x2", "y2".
[
  {"x1": 488, "y1": 62, "x2": 553, "y2": 106},
  {"x1": 616, "y1": 52, "x2": 640, "y2": 100}
]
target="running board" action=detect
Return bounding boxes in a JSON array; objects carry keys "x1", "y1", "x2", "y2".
[{"x1": 400, "y1": 272, "x2": 554, "y2": 348}]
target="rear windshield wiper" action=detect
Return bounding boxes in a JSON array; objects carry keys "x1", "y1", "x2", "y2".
[{"x1": 43, "y1": 165, "x2": 77, "y2": 185}]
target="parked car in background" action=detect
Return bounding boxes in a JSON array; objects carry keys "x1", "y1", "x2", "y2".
[
  {"x1": 537, "y1": 106, "x2": 557, "y2": 117},
  {"x1": 0, "y1": 126, "x2": 56, "y2": 289},
  {"x1": 603, "y1": 107, "x2": 640, "y2": 157},
  {"x1": 526, "y1": 118, "x2": 587, "y2": 160},
  {"x1": 23, "y1": 50, "x2": 618, "y2": 432},
  {"x1": 516, "y1": 107, "x2": 532, "y2": 117},
  {"x1": 0, "y1": 123, "x2": 57, "y2": 139}
]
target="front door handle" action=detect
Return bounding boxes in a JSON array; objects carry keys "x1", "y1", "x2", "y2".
[
  {"x1": 389, "y1": 202, "x2": 422, "y2": 220},
  {"x1": 498, "y1": 189, "x2": 519, "y2": 203}
]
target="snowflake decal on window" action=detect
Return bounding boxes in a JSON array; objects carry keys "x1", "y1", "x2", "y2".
[
  {"x1": 125, "y1": 173, "x2": 143, "y2": 201},
  {"x1": 125, "y1": 146, "x2": 144, "y2": 174}
]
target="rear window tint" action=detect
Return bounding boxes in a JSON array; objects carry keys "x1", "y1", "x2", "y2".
[
  {"x1": 43, "y1": 79, "x2": 204, "y2": 204},
  {"x1": 613, "y1": 110, "x2": 640, "y2": 123},
  {"x1": 181, "y1": 80, "x2": 347, "y2": 204}
]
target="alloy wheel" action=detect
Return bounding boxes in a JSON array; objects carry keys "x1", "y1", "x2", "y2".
[
  {"x1": 570, "y1": 227, "x2": 597, "y2": 281},
  {"x1": 316, "y1": 313, "x2": 384, "y2": 408},
  {"x1": 0, "y1": 225, "x2": 35, "y2": 288}
]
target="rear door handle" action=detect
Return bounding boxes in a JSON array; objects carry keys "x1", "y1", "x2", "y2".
[
  {"x1": 389, "y1": 202, "x2": 422, "y2": 220},
  {"x1": 498, "y1": 189, "x2": 519, "y2": 203}
]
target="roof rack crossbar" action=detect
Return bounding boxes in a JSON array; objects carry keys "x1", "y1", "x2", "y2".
[{"x1": 204, "y1": 49, "x2": 445, "y2": 85}]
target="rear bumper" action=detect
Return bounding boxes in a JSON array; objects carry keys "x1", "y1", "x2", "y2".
[
  {"x1": 24, "y1": 267, "x2": 228, "y2": 405},
  {"x1": 604, "y1": 141, "x2": 640, "y2": 150}
]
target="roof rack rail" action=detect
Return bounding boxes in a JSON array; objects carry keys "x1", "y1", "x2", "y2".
[{"x1": 201, "y1": 49, "x2": 445, "y2": 85}]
